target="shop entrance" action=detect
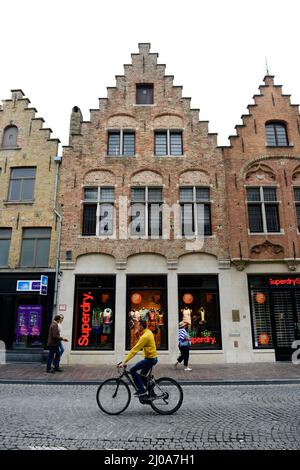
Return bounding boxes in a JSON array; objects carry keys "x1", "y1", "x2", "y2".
[{"x1": 270, "y1": 290, "x2": 300, "y2": 361}]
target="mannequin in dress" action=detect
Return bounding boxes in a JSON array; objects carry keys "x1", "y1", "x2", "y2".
[{"x1": 181, "y1": 307, "x2": 192, "y2": 327}]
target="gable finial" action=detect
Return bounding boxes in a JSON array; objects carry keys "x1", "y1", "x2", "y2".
[{"x1": 265, "y1": 57, "x2": 270, "y2": 75}]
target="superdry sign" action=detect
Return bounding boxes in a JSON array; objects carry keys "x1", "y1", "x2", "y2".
[
  {"x1": 77, "y1": 292, "x2": 94, "y2": 346},
  {"x1": 269, "y1": 277, "x2": 300, "y2": 286}
]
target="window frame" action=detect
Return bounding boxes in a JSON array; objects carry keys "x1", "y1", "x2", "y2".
[
  {"x1": 82, "y1": 186, "x2": 115, "y2": 237},
  {"x1": 130, "y1": 186, "x2": 163, "y2": 238},
  {"x1": 0, "y1": 228, "x2": 12, "y2": 266},
  {"x1": 265, "y1": 121, "x2": 289, "y2": 147},
  {"x1": 20, "y1": 228, "x2": 51, "y2": 267},
  {"x1": 2, "y1": 125, "x2": 18, "y2": 148},
  {"x1": 154, "y1": 129, "x2": 183, "y2": 156},
  {"x1": 136, "y1": 83, "x2": 154, "y2": 105},
  {"x1": 8, "y1": 167, "x2": 36, "y2": 202},
  {"x1": 180, "y1": 186, "x2": 212, "y2": 237},
  {"x1": 246, "y1": 186, "x2": 280, "y2": 234},
  {"x1": 107, "y1": 129, "x2": 135, "y2": 156},
  {"x1": 294, "y1": 187, "x2": 300, "y2": 233}
]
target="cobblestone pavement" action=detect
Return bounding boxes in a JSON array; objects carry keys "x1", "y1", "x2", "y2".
[{"x1": 0, "y1": 383, "x2": 299, "y2": 450}]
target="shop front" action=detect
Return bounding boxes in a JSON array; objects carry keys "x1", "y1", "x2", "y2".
[
  {"x1": 178, "y1": 275, "x2": 222, "y2": 350},
  {"x1": 0, "y1": 272, "x2": 55, "y2": 361},
  {"x1": 248, "y1": 275, "x2": 300, "y2": 361}
]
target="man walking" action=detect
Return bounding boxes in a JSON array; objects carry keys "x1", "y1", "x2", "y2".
[{"x1": 46, "y1": 315, "x2": 68, "y2": 373}]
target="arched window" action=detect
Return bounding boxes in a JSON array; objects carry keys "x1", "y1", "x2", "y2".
[
  {"x1": 2, "y1": 125, "x2": 18, "y2": 148},
  {"x1": 265, "y1": 121, "x2": 288, "y2": 146}
]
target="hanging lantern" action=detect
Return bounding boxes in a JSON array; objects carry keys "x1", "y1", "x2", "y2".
[
  {"x1": 255, "y1": 292, "x2": 266, "y2": 304},
  {"x1": 131, "y1": 293, "x2": 142, "y2": 304},
  {"x1": 258, "y1": 333, "x2": 270, "y2": 345},
  {"x1": 183, "y1": 293, "x2": 193, "y2": 304}
]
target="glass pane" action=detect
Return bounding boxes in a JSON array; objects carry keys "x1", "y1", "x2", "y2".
[
  {"x1": 181, "y1": 204, "x2": 194, "y2": 236},
  {"x1": 130, "y1": 203, "x2": 145, "y2": 235},
  {"x1": 247, "y1": 187, "x2": 261, "y2": 202},
  {"x1": 82, "y1": 205, "x2": 97, "y2": 236},
  {"x1": 35, "y1": 238, "x2": 50, "y2": 266},
  {"x1": 148, "y1": 203, "x2": 162, "y2": 237},
  {"x1": 0, "y1": 228, "x2": 12, "y2": 239},
  {"x1": 131, "y1": 188, "x2": 145, "y2": 202},
  {"x1": 265, "y1": 204, "x2": 280, "y2": 232},
  {"x1": 170, "y1": 132, "x2": 183, "y2": 155},
  {"x1": 100, "y1": 204, "x2": 113, "y2": 235},
  {"x1": 180, "y1": 187, "x2": 193, "y2": 202},
  {"x1": 3, "y1": 126, "x2": 18, "y2": 147},
  {"x1": 296, "y1": 205, "x2": 300, "y2": 231},
  {"x1": 8, "y1": 179, "x2": 21, "y2": 201},
  {"x1": 136, "y1": 84, "x2": 154, "y2": 104},
  {"x1": 100, "y1": 187, "x2": 114, "y2": 202},
  {"x1": 155, "y1": 132, "x2": 167, "y2": 156},
  {"x1": 294, "y1": 188, "x2": 300, "y2": 202},
  {"x1": 266, "y1": 124, "x2": 276, "y2": 145},
  {"x1": 248, "y1": 204, "x2": 263, "y2": 232},
  {"x1": 197, "y1": 204, "x2": 211, "y2": 236},
  {"x1": 0, "y1": 239, "x2": 10, "y2": 266},
  {"x1": 251, "y1": 289, "x2": 273, "y2": 348},
  {"x1": 275, "y1": 125, "x2": 288, "y2": 146},
  {"x1": 108, "y1": 132, "x2": 120, "y2": 156},
  {"x1": 21, "y1": 179, "x2": 35, "y2": 200},
  {"x1": 23, "y1": 228, "x2": 51, "y2": 238},
  {"x1": 263, "y1": 187, "x2": 277, "y2": 201},
  {"x1": 196, "y1": 187, "x2": 210, "y2": 201},
  {"x1": 21, "y1": 239, "x2": 35, "y2": 266},
  {"x1": 148, "y1": 187, "x2": 162, "y2": 202},
  {"x1": 123, "y1": 132, "x2": 135, "y2": 156},
  {"x1": 11, "y1": 168, "x2": 36, "y2": 178},
  {"x1": 84, "y1": 188, "x2": 98, "y2": 200}
]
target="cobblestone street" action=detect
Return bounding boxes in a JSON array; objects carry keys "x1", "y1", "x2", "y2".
[{"x1": 0, "y1": 383, "x2": 299, "y2": 450}]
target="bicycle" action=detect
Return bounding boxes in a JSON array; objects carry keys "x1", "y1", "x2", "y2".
[{"x1": 96, "y1": 364, "x2": 183, "y2": 415}]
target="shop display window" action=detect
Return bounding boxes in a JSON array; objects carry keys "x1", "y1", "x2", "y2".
[
  {"x1": 178, "y1": 275, "x2": 221, "y2": 350},
  {"x1": 73, "y1": 276, "x2": 115, "y2": 350},
  {"x1": 126, "y1": 275, "x2": 167, "y2": 350}
]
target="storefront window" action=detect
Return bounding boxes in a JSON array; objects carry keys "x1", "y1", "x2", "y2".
[
  {"x1": 126, "y1": 275, "x2": 167, "y2": 350},
  {"x1": 178, "y1": 275, "x2": 221, "y2": 350},
  {"x1": 249, "y1": 284, "x2": 273, "y2": 348},
  {"x1": 73, "y1": 276, "x2": 115, "y2": 350}
]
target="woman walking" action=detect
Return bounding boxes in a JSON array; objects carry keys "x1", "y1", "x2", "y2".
[{"x1": 175, "y1": 321, "x2": 192, "y2": 371}]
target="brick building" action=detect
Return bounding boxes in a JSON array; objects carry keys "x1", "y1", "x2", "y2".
[
  {"x1": 57, "y1": 43, "x2": 237, "y2": 365},
  {"x1": 223, "y1": 75, "x2": 300, "y2": 361},
  {"x1": 0, "y1": 90, "x2": 60, "y2": 361}
]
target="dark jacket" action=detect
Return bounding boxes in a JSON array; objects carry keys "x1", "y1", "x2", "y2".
[{"x1": 47, "y1": 321, "x2": 63, "y2": 347}]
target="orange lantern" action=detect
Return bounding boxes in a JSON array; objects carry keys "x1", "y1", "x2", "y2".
[
  {"x1": 255, "y1": 292, "x2": 266, "y2": 304},
  {"x1": 183, "y1": 293, "x2": 193, "y2": 304},
  {"x1": 258, "y1": 333, "x2": 270, "y2": 345},
  {"x1": 131, "y1": 293, "x2": 142, "y2": 305},
  {"x1": 101, "y1": 293, "x2": 110, "y2": 303}
]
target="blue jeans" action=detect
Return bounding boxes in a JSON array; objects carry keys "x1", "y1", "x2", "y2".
[
  {"x1": 130, "y1": 357, "x2": 158, "y2": 393},
  {"x1": 46, "y1": 346, "x2": 59, "y2": 371},
  {"x1": 58, "y1": 341, "x2": 64, "y2": 358}
]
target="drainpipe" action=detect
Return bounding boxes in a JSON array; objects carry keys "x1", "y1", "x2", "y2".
[{"x1": 53, "y1": 155, "x2": 62, "y2": 316}]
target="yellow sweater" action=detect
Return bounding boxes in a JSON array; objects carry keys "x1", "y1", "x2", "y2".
[{"x1": 125, "y1": 329, "x2": 157, "y2": 363}]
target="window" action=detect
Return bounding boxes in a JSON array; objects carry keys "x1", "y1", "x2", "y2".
[
  {"x1": 130, "y1": 187, "x2": 163, "y2": 237},
  {"x1": 8, "y1": 168, "x2": 36, "y2": 202},
  {"x1": 126, "y1": 275, "x2": 168, "y2": 350},
  {"x1": 73, "y1": 275, "x2": 116, "y2": 350},
  {"x1": 0, "y1": 228, "x2": 12, "y2": 266},
  {"x1": 82, "y1": 187, "x2": 115, "y2": 236},
  {"x1": 180, "y1": 187, "x2": 212, "y2": 236},
  {"x1": 2, "y1": 126, "x2": 18, "y2": 148},
  {"x1": 247, "y1": 187, "x2": 280, "y2": 233},
  {"x1": 136, "y1": 84, "x2": 153, "y2": 104},
  {"x1": 107, "y1": 130, "x2": 135, "y2": 156},
  {"x1": 294, "y1": 188, "x2": 300, "y2": 231},
  {"x1": 155, "y1": 130, "x2": 183, "y2": 156},
  {"x1": 266, "y1": 122, "x2": 288, "y2": 146},
  {"x1": 20, "y1": 228, "x2": 51, "y2": 267}
]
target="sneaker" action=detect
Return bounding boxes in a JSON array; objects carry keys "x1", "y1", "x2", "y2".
[
  {"x1": 184, "y1": 367, "x2": 192, "y2": 371},
  {"x1": 133, "y1": 390, "x2": 147, "y2": 397}
]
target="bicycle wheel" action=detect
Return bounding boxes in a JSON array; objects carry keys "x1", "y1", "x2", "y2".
[
  {"x1": 96, "y1": 378, "x2": 131, "y2": 415},
  {"x1": 150, "y1": 377, "x2": 183, "y2": 415}
]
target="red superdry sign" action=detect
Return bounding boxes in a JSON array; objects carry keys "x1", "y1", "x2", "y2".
[
  {"x1": 78, "y1": 292, "x2": 94, "y2": 347},
  {"x1": 269, "y1": 277, "x2": 300, "y2": 287}
]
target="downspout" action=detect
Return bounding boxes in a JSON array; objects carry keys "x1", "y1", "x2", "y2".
[{"x1": 53, "y1": 155, "x2": 62, "y2": 316}]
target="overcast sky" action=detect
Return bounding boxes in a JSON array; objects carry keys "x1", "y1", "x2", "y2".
[{"x1": 1, "y1": 0, "x2": 300, "y2": 149}]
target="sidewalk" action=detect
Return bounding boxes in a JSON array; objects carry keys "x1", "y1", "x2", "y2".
[{"x1": 0, "y1": 362, "x2": 299, "y2": 385}]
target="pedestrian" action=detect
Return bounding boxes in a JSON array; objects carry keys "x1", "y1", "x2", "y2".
[
  {"x1": 57, "y1": 314, "x2": 66, "y2": 362},
  {"x1": 46, "y1": 315, "x2": 68, "y2": 373},
  {"x1": 175, "y1": 321, "x2": 192, "y2": 371}
]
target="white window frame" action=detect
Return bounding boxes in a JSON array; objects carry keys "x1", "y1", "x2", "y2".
[
  {"x1": 82, "y1": 187, "x2": 115, "y2": 237},
  {"x1": 130, "y1": 186, "x2": 163, "y2": 238},
  {"x1": 246, "y1": 186, "x2": 282, "y2": 234},
  {"x1": 155, "y1": 129, "x2": 183, "y2": 156},
  {"x1": 180, "y1": 186, "x2": 211, "y2": 237},
  {"x1": 107, "y1": 129, "x2": 135, "y2": 156}
]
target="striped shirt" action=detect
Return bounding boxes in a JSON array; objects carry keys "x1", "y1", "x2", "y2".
[{"x1": 178, "y1": 327, "x2": 190, "y2": 345}]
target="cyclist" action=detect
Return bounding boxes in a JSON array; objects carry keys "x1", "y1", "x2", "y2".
[{"x1": 118, "y1": 319, "x2": 158, "y2": 397}]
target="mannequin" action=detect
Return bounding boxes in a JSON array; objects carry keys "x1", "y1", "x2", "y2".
[
  {"x1": 102, "y1": 308, "x2": 113, "y2": 335},
  {"x1": 181, "y1": 307, "x2": 192, "y2": 327}
]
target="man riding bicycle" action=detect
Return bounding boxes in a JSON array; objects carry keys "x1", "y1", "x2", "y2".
[{"x1": 118, "y1": 319, "x2": 158, "y2": 397}]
